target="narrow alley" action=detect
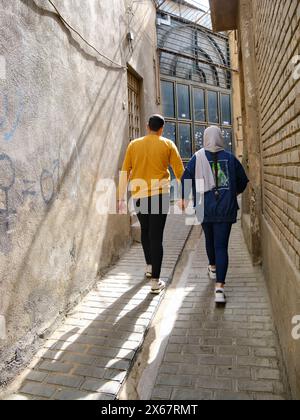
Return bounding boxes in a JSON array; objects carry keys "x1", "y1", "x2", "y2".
[
  {"x1": 2, "y1": 214, "x2": 290, "y2": 400},
  {"x1": 0, "y1": 0, "x2": 299, "y2": 404}
]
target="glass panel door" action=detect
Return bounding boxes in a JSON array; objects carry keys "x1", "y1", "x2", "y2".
[
  {"x1": 193, "y1": 88, "x2": 206, "y2": 122},
  {"x1": 164, "y1": 122, "x2": 176, "y2": 143},
  {"x1": 179, "y1": 124, "x2": 192, "y2": 159},
  {"x1": 222, "y1": 128, "x2": 233, "y2": 151},
  {"x1": 207, "y1": 90, "x2": 219, "y2": 124},
  {"x1": 161, "y1": 81, "x2": 175, "y2": 118},
  {"x1": 194, "y1": 125, "x2": 206, "y2": 152},
  {"x1": 221, "y1": 94, "x2": 232, "y2": 126},
  {"x1": 177, "y1": 84, "x2": 191, "y2": 120}
]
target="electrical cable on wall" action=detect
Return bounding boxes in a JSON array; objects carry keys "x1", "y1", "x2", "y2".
[{"x1": 47, "y1": 0, "x2": 127, "y2": 70}]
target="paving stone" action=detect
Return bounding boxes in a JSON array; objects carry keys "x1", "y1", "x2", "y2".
[
  {"x1": 158, "y1": 363, "x2": 180, "y2": 375},
  {"x1": 238, "y1": 379, "x2": 274, "y2": 393},
  {"x1": 196, "y1": 376, "x2": 233, "y2": 391},
  {"x1": 20, "y1": 382, "x2": 56, "y2": 399},
  {"x1": 254, "y1": 393, "x2": 286, "y2": 401},
  {"x1": 152, "y1": 386, "x2": 173, "y2": 400},
  {"x1": 104, "y1": 369, "x2": 127, "y2": 382},
  {"x1": 252, "y1": 368, "x2": 281, "y2": 381},
  {"x1": 181, "y1": 344, "x2": 215, "y2": 355},
  {"x1": 60, "y1": 353, "x2": 95, "y2": 366},
  {"x1": 217, "y1": 346, "x2": 250, "y2": 356},
  {"x1": 177, "y1": 364, "x2": 213, "y2": 377},
  {"x1": 156, "y1": 374, "x2": 193, "y2": 387},
  {"x1": 54, "y1": 389, "x2": 114, "y2": 400},
  {"x1": 81, "y1": 379, "x2": 121, "y2": 395},
  {"x1": 39, "y1": 361, "x2": 73, "y2": 374},
  {"x1": 94, "y1": 358, "x2": 131, "y2": 371},
  {"x1": 216, "y1": 367, "x2": 251, "y2": 379},
  {"x1": 74, "y1": 365, "x2": 105, "y2": 380},
  {"x1": 46, "y1": 374, "x2": 83, "y2": 388},
  {"x1": 172, "y1": 389, "x2": 212, "y2": 400},
  {"x1": 237, "y1": 356, "x2": 278, "y2": 368},
  {"x1": 197, "y1": 355, "x2": 233, "y2": 366},
  {"x1": 254, "y1": 348, "x2": 278, "y2": 358},
  {"x1": 214, "y1": 391, "x2": 254, "y2": 400},
  {"x1": 26, "y1": 371, "x2": 48, "y2": 383}
]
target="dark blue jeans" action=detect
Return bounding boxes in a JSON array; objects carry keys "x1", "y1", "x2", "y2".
[{"x1": 202, "y1": 223, "x2": 233, "y2": 284}]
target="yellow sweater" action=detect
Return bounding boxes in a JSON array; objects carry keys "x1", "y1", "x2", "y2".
[{"x1": 119, "y1": 135, "x2": 184, "y2": 200}]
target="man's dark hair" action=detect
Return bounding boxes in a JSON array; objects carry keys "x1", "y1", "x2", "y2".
[{"x1": 148, "y1": 114, "x2": 165, "y2": 132}]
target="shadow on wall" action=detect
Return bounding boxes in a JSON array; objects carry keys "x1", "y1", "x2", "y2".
[
  {"x1": 20, "y1": 0, "x2": 126, "y2": 72},
  {"x1": 0, "y1": 0, "x2": 132, "y2": 382}
]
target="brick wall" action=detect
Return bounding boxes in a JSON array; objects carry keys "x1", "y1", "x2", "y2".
[{"x1": 252, "y1": 0, "x2": 300, "y2": 270}]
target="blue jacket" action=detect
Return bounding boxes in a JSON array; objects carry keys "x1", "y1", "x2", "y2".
[{"x1": 182, "y1": 150, "x2": 249, "y2": 224}]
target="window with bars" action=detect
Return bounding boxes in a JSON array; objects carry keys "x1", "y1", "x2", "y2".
[
  {"x1": 128, "y1": 71, "x2": 141, "y2": 141},
  {"x1": 161, "y1": 78, "x2": 233, "y2": 161},
  {"x1": 157, "y1": 10, "x2": 233, "y2": 162}
]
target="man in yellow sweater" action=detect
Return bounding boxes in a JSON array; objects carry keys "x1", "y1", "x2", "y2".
[{"x1": 118, "y1": 114, "x2": 184, "y2": 294}]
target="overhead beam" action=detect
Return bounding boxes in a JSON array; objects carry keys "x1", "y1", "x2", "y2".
[{"x1": 209, "y1": 0, "x2": 239, "y2": 32}]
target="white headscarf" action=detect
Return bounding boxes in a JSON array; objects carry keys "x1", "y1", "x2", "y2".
[
  {"x1": 204, "y1": 126, "x2": 225, "y2": 153},
  {"x1": 195, "y1": 126, "x2": 225, "y2": 195}
]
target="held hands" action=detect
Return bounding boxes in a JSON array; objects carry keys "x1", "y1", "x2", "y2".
[
  {"x1": 118, "y1": 199, "x2": 189, "y2": 214},
  {"x1": 177, "y1": 199, "x2": 188, "y2": 212}
]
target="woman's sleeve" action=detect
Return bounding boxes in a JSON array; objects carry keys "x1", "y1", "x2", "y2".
[
  {"x1": 170, "y1": 142, "x2": 185, "y2": 180},
  {"x1": 181, "y1": 155, "x2": 196, "y2": 200},
  {"x1": 235, "y1": 157, "x2": 249, "y2": 195}
]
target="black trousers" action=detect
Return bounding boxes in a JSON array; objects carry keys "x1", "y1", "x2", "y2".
[{"x1": 135, "y1": 194, "x2": 170, "y2": 279}]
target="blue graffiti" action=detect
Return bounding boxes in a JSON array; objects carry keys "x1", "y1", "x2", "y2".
[
  {"x1": 0, "y1": 91, "x2": 23, "y2": 141},
  {"x1": 22, "y1": 180, "x2": 37, "y2": 198},
  {"x1": 0, "y1": 94, "x2": 8, "y2": 128},
  {"x1": 0, "y1": 153, "x2": 17, "y2": 232}
]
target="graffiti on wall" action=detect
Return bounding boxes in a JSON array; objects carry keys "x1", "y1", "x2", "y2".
[
  {"x1": 0, "y1": 154, "x2": 60, "y2": 234},
  {"x1": 0, "y1": 92, "x2": 23, "y2": 142},
  {"x1": 0, "y1": 56, "x2": 23, "y2": 142},
  {"x1": 0, "y1": 54, "x2": 61, "y2": 246},
  {"x1": 0, "y1": 56, "x2": 82, "y2": 254},
  {"x1": 0, "y1": 153, "x2": 16, "y2": 233}
]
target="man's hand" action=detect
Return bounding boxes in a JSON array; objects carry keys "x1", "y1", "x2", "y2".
[
  {"x1": 177, "y1": 199, "x2": 188, "y2": 212},
  {"x1": 117, "y1": 200, "x2": 127, "y2": 214}
]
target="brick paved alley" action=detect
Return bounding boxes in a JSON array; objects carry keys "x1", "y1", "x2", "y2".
[
  {"x1": 1, "y1": 214, "x2": 191, "y2": 400},
  {"x1": 149, "y1": 224, "x2": 291, "y2": 400},
  {"x1": 3, "y1": 210, "x2": 292, "y2": 400}
]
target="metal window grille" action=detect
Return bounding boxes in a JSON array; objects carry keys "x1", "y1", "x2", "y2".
[{"x1": 128, "y1": 72, "x2": 141, "y2": 141}]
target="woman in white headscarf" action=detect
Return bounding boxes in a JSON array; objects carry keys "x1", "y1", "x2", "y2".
[{"x1": 180, "y1": 126, "x2": 249, "y2": 304}]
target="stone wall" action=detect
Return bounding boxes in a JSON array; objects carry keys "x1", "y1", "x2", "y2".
[{"x1": 0, "y1": 0, "x2": 159, "y2": 381}]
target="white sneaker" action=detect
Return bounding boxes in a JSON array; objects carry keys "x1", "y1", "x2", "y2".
[
  {"x1": 145, "y1": 265, "x2": 152, "y2": 279},
  {"x1": 151, "y1": 279, "x2": 166, "y2": 295},
  {"x1": 208, "y1": 266, "x2": 217, "y2": 280},
  {"x1": 215, "y1": 288, "x2": 226, "y2": 304}
]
